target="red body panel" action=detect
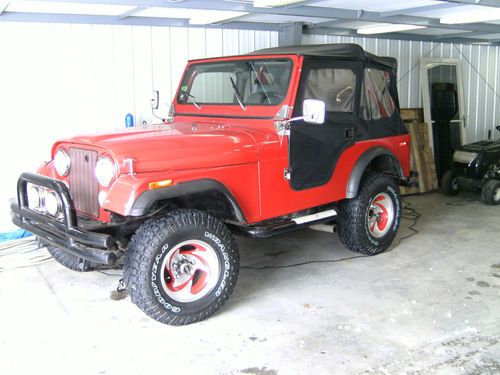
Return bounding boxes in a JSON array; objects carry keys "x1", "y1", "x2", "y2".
[{"x1": 40, "y1": 53, "x2": 411, "y2": 225}]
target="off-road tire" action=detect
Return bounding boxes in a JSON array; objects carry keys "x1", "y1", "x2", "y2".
[
  {"x1": 124, "y1": 209, "x2": 239, "y2": 325},
  {"x1": 481, "y1": 179, "x2": 500, "y2": 205},
  {"x1": 337, "y1": 172, "x2": 401, "y2": 255},
  {"x1": 440, "y1": 170, "x2": 459, "y2": 196},
  {"x1": 46, "y1": 245, "x2": 95, "y2": 272}
]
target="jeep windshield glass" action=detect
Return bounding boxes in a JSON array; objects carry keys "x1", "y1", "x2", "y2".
[{"x1": 177, "y1": 59, "x2": 293, "y2": 106}]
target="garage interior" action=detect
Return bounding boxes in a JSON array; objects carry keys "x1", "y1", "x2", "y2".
[{"x1": 1, "y1": 0, "x2": 500, "y2": 374}]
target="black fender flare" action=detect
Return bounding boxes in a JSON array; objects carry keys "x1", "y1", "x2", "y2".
[
  {"x1": 129, "y1": 179, "x2": 246, "y2": 223},
  {"x1": 346, "y1": 147, "x2": 404, "y2": 198}
]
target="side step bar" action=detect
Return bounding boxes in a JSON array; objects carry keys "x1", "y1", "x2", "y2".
[{"x1": 236, "y1": 209, "x2": 337, "y2": 238}]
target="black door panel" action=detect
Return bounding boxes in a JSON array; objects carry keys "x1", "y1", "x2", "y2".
[{"x1": 289, "y1": 59, "x2": 362, "y2": 191}]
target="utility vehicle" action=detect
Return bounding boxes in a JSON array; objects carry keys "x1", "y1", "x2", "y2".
[{"x1": 12, "y1": 44, "x2": 411, "y2": 325}]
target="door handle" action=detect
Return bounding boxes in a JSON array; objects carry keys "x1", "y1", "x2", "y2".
[{"x1": 345, "y1": 128, "x2": 354, "y2": 139}]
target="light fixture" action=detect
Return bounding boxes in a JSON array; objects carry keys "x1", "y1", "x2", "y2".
[
  {"x1": 5, "y1": 1, "x2": 134, "y2": 16},
  {"x1": 133, "y1": 7, "x2": 247, "y2": 25},
  {"x1": 440, "y1": 7, "x2": 500, "y2": 24},
  {"x1": 357, "y1": 24, "x2": 426, "y2": 35},
  {"x1": 253, "y1": 0, "x2": 305, "y2": 8}
]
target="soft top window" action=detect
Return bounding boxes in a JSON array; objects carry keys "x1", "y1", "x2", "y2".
[
  {"x1": 303, "y1": 68, "x2": 356, "y2": 113},
  {"x1": 361, "y1": 68, "x2": 396, "y2": 120},
  {"x1": 177, "y1": 59, "x2": 292, "y2": 106}
]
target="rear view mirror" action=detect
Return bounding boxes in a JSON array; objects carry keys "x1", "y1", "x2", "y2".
[{"x1": 303, "y1": 99, "x2": 325, "y2": 124}]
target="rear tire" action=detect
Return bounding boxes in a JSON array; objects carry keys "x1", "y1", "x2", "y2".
[
  {"x1": 337, "y1": 172, "x2": 401, "y2": 255},
  {"x1": 124, "y1": 209, "x2": 239, "y2": 325},
  {"x1": 46, "y1": 245, "x2": 95, "y2": 272},
  {"x1": 481, "y1": 179, "x2": 500, "y2": 205},
  {"x1": 440, "y1": 170, "x2": 459, "y2": 196}
]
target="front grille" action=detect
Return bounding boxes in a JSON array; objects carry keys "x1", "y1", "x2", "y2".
[{"x1": 69, "y1": 148, "x2": 99, "y2": 217}]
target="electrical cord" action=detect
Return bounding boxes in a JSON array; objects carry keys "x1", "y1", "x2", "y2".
[
  {"x1": 446, "y1": 198, "x2": 479, "y2": 206},
  {"x1": 241, "y1": 199, "x2": 422, "y2": 270},
  {"x1": 0, "y1": 237, "x2": 52, "y2": 272}
]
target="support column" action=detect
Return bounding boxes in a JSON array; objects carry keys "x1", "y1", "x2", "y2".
[{"x1": 279, "y1": 22, "x2": 303, "y2": 46}]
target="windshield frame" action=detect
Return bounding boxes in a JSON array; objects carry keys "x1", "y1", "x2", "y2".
[{"x1": 175, "y1": 57, "x2": 294, "y2": 108}]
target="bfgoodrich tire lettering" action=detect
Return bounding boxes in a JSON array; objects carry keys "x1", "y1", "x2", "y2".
[
  {"x1": 337, "y1": 172, "x2": 401, "y2": 255},
  {"x1": 124, "y1": 209, "x2": 239, "y2": 325}
]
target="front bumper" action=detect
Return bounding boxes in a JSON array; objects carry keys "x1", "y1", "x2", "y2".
[{"x1": 11, "y1": 172, "x2": 119, "y2": 265}]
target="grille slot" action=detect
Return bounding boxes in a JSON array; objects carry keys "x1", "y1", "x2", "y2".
[{"x1": 69, "y1": 148, "x2": 99, "y2": 217}]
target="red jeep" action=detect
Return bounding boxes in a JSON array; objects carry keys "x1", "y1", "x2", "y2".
[{"x1": 12, "y1": 44, "x2": 411, "y2": 325}]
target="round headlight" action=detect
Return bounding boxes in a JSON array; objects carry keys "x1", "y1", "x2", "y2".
[
  {"x1": 95, "y1": 156, "x2": 116, "y2": 187},
  {"x1": 45, "y1": 190, "x2": 62, "y2": 216},
  {"x1": 27, "y1": 184, "x2": 41, "y2": 209},
  {"x1": 54, "y1": 149, "x2": 71, "y2": 177}
]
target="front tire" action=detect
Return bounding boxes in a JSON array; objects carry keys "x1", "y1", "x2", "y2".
[
  {"x1": 337, "y1": 172, "x2": 401, "y2": 255},
  {"x1": 124, "y1": 209, "x2": 239, "y2": 325},
  {"x1": 46, "y1": 245, "x2": 95, "y2": 272},
  {"x1": 440, "y1": 170, "x2": 459, "y2": 196},
  {"x1": 481, "y1": 179, "x2": 500, "y2": 205}
]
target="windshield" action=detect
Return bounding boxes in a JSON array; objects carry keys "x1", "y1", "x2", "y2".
[{"x1": 177, "y1": 59, "x2": 293, "y2": 107}]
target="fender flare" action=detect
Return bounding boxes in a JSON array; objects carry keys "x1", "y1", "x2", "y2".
[
  {"x1": 128, "y1": 179, "x2": 246, "y2": 223},
  {"x1": 346, "y1": 147, "x2": 404, "y2": 198}
]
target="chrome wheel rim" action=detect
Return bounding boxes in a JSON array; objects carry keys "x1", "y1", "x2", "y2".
[
  {"x1": 367, "y1": 192, "x2": 395, "y2": 238},
  {"x1": 160, "y1": 240, "x2": 220, "y2": 303}
]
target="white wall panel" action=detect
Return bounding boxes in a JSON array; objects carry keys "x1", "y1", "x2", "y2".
[
  {"x1": 303, "y1": 34, "x2": 500, "y2": 145},
  {"x1": 0, "y1": 22, "x2": 278, "y2": 231}
]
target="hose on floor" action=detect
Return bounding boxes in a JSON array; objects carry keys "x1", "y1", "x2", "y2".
[{"x1": 0, "y1": 237, "x2": 51, "y2": 272}]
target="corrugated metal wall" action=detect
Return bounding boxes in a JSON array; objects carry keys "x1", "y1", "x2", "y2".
[
  {"x1": 0, "y1": 22, "x2": 278, "y2": 231},
  {"x1": 303, "y1": 34, "x2": 500, "y2": 143}
]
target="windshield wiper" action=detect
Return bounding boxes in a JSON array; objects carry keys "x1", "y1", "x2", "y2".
[
  {"x1": 230, "y1": 77, "x2": 246, "y2": 110},
  {"x1": 182, "y1": 91, "x2": 201, "y2": 109}
]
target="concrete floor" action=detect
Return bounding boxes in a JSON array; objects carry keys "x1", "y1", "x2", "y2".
[{"x1": 1, "y1": 192, "x2": 499, "y2": 375}]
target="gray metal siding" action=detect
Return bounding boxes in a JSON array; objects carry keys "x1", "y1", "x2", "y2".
[{"x1": 303, "y1": 34, "x2": 500, "y2": 143}]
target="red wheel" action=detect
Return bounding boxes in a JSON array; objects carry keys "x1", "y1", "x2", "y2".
[
  {"x1": 367, "y1": 192, "x2": 395, "y2": 239},
  {"x1": 161, "y1": 240, "x2": 220, "y2": 303}
]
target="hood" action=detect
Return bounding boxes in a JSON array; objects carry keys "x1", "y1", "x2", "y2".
[
  {"x1": 55, "y1": 122, "x2": 261, "y2": 173},
  {"x1": 460, "y1": 140, "x2": 500, "y2": 154}
]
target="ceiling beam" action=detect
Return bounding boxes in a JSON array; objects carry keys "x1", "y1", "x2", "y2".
[
  {"x1": 0, "y1": 1, "x2": 10, "y2": 16},
  {"x1": 440, "y1": 0, "x2": 500, "y2": 7},
  {"x1": 381, "y1": 3, "x2": 462, "y2": 17},
  {"x1": 0, "y1": 12, "x2": 282, "y2": 30},
  {"x1": 304, "y1": 26, "x2": 499, "y2": 45},
  {"x1": 117, "y1": 6, "x2": 146, "y2": 20}
]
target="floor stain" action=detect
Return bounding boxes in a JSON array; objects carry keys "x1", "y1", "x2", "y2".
[
  {"x1": 248, "y1": 336, "x2": 267, "y2": 343},
  {"x1": 240, "y1": 367, "x2": 277, "y2": 375},
  {"x1": 477, "y1": 281, "x2": 490, "y2": 288}
]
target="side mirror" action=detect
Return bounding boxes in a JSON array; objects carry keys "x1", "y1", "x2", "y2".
[
  {"x1": 151, "y1": 90, "x2": 159, "y2": 110},
  {"x1": 303, "y1": 99, "x2": 325, "y2": 125}
]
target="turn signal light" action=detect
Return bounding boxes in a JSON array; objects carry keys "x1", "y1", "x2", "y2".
[{"x1": 149, "y1": 179, "x2": 173, "y2": 190}]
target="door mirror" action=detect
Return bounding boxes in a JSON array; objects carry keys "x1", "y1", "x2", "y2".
[
  {"x1": 303, "y1": 99, "x2": 325, "y2": 124},
  {"x1": 151, "y1": 90, "x2": 159, "y2": 110}
]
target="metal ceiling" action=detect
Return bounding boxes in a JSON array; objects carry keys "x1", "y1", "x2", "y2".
[{"x1": 1, "y1": 0, "x2": 500, "y2": 45}]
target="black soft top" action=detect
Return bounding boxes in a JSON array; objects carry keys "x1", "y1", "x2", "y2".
[{"x1": 250, "y1": 43, "x2": 397, "y2": 70}]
